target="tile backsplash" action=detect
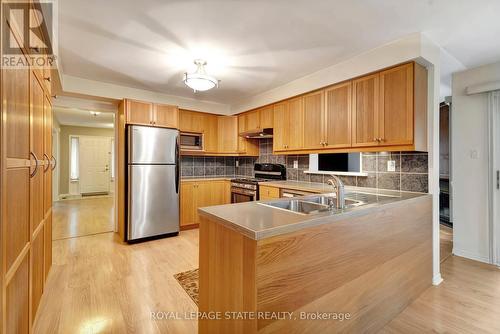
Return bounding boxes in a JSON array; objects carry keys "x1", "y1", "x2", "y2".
[{"x1": 181, "y1": 139, "x2": 429, "y2": 193}]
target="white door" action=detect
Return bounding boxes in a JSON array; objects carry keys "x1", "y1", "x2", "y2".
[{"x1": 79, "y1": 136, "x2": 111, "y2": 194}]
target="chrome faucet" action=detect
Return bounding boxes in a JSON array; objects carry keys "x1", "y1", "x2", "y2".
[{"x1": 326, "y1": 175, "x2": 345, "y2": 209}]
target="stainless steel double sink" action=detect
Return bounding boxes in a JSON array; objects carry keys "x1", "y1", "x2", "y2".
[{"x1": 259, "y1": 194, "x2": 365, "y2": 215}]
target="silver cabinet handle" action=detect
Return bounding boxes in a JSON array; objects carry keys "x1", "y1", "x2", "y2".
[
  {"x1": 51, "y1": 155, "x2": 57, "y2": 170},
  {"x1": 30, "y1": 152, "x2": 39, "y2": 178},
  {"x1": 43, "y1": 153, "x2": 50, "y2": 172}
]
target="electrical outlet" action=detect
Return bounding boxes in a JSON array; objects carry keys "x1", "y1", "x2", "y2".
[
  {"x1": 387, "y1": 160, "x2": 396, "y2": 172},
  {"x1": 235, "y1": 160, "x2": 239, "y2": 167},
  {"x1": 293, "y1": 160, "x2": 299, "y2": 169}
]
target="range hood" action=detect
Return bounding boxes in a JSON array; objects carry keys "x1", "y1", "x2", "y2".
[{"x1": 239, "y1": 128, "x2": 273, "y2": 139}]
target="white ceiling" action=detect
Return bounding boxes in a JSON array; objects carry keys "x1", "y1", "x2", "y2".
[
  {"x1": 54, "y1": 107, "x2": 115, "y2": 128},
  {"x1": 59, "y1": 0, "x2": 500, "y2": 105}
]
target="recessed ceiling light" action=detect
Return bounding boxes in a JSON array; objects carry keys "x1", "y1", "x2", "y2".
[
  {"x1": 90, "y1": 111, "x2": 101, "y2": 117},
  {"x1": 183, "y1": 59, "x2": 219, "y2": 92}
]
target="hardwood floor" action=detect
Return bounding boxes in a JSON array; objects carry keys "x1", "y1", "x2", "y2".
[
  {"x1": 381, "y1": 256, "x2": 500, "y2": 333},
  {"x1": 33, "y1": 230, "x2": 199, "y2": 334},
  {"x1": 52, "y1": 196, "x2": 115, "y2": 240}
]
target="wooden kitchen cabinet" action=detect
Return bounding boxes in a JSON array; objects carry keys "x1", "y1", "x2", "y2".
[
  {"x1": 125, "y1": 99, "x2": 179, "y2": 128},
  {"x1": 180, "y1": 180, "x2": 231, "y2": 228},
  {"x1": 259, "y1": 185, "x2": 280, "y2": 200},
  {"x1": 303, "y1": 90, "x2": 325, "y2": 149},
  {"x1": 179, "y1": 109, "x2": 206, "y2": 133},
  {"x1": 246, "y1": 110, "x2": 260, "y2": 131},
  {"x1": 260, "y1": 106, "x2": 274, "y2": 129},
  {"x1": 324, "y1": 82, "x2": 352, "y2": 148},
  {"x1": 154, "y1": 103, "x2": 179, "y2": 128},
  {"x1": 273, "y1": 97, "x2": 304, "y2": 152},
  {"x1": 352, "y1": 73, "x2": 380, "y2": 147},
  {"x1": 378, "y1": 63, "x2": 414, "y2": 146},
  {"x1": 1, "y1": 14, "x2": 54, "y2": 331},
  {"x1": 125, "y1": 99, "x2": 153, "y2": 126},
  {"x1": 217, "y1": 116, "x2": 238, "y2": 153}
]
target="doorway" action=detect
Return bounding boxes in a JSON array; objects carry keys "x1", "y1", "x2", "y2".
[
  {"x1": 52, "y1": 107, "x2": 116, "y2": 240},
  {"x1": 440, "y1": 100, "x2": 453, "y2": 263}
]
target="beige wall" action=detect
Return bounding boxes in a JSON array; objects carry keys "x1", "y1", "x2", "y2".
[{"x1": 59, "y1": 125, "x2": 114, "y2": 195}]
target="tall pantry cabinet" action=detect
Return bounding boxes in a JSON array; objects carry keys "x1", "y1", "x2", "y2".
[{"x1": 1, "y1": 2, "x2": 55, "y2": 333}]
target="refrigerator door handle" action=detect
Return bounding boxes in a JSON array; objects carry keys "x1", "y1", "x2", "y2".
[{"x1": 175, "y1": 134, "x2": 180, "y2": 194}]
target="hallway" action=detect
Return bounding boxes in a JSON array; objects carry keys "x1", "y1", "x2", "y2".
[{"x1": 53, "y1": 196, "x2": 115, "y2": 240}]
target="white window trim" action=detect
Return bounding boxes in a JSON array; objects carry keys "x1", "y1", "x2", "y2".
[{"x1": 69, "y1": 135, "x2": 79, "y2": 181}]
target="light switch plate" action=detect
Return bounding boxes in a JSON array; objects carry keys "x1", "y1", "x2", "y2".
[
  {"x1": 387, "y1": 160, "x2": 396, "y2": 172},
  {"x1": 293, "y1": 160, "x2": 299, "y2": 169}
]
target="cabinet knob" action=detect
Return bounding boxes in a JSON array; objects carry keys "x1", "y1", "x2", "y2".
[{"x1": 44, "y1": 77, "x2": 51, "y2": 82}]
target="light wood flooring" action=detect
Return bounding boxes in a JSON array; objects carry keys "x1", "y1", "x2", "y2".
[
  {"x1": 52, "y1": 196, "x2": 115, "y2": 240},
  {"x1": 35, "y1": 202, "x2": 499, "y2": 333},
  {"x1": 440, "y1": 224, "x2": 453, "y2": 262}
]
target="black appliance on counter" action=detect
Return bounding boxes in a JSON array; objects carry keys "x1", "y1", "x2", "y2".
[{"x1": 230, "y1": 163, "x2": 286, "y2": 203}]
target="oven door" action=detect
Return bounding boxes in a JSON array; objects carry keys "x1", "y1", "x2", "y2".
[{"x1": 231, "y1": 187, "x2": 256, "y2": 203}]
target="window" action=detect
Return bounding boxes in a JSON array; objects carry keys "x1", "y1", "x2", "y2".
[
  {"x1": 110, "y1": 138, "x2": 115, "y2": 179},
  {"x1": 70, "y1": 136, "x2": 79, "y2": 180}
]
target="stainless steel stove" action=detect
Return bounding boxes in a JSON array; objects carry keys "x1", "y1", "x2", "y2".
[{"x1": 230, "y1": 163, "x2": 286, "y2": 203}]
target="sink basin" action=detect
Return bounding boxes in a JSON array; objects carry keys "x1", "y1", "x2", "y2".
[
  {"x1": 302, "y1": 196, "x2": 365, "y2": 208},
  {"x1": 260, "y1": 199, "x2": 329, "y2": 214}
]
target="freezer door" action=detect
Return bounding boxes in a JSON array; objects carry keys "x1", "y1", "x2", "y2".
[
  {"x1": 128, "y1": 125, "x2": 179, "y2": 164},
  {"x1": 128, "y1": 165, "x2": 179, "y2": 240}
]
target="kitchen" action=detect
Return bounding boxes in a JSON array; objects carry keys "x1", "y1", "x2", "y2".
[{"x1": 2, "y1": 1, "x2": 500, "y2": 333}]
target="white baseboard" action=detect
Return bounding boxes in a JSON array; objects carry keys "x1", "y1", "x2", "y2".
[
  {"x1": 432, "y1": 273, "x2": 443, "y2": 286},
  {"x1": 453, "y1": 248, "x2": 491, "y2": 264}
]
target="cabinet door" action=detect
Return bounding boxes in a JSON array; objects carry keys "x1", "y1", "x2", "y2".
[
  {"x1": 126, "y1": 100, "x2": 153, "y2": 126},
  {"x1": 180, "y1": 183, "x2": 196, "y2": 226},
  {"x1": 352, "y1": 74, "x2": 379, "y2": 147},
  {"x1": 30, "y1": 73, "x2": 45, "y2": 234},
  {"x1": 260, "y1": 106, "x2": 274, "y2": 129},
  {"x1": 154, "y1": 104, "x2": 179, "y2": 128},
  {"x1": 217, "y1": 116, "x2": 238, "y2": 153},
  {"x1": 6, "y1": 254, "x2": 30, "y2": 334},
  {"x1": 237, "y1": 114, "x2": 247, "y2": 152},
  {"x1": 31, "y1": 228, "x2": 45, "y2": 324},
  {"x1": 246, "y1": 110, "x2": 260, "y2": 130},
  {"x1": 44, "y1": 212, "x2": 52, "y2": 280},
  {"x1": 43, "y1": 95, "x2": 52, "y2": 215},
  {"x1": 303, "y1": 91, "x2": 324, "y2": 149},
  {"x1": 203, "y1": 115, "x2": 218, "y2": 153},
  {"x1": 287, "y1": 97, "x2": 304, "y2": 150},
  {"x1": 324, "y1": 82, "x2": 352, "y2": 148},
  {"x1": 179, "y1": 109, "x2": 206, "y2": 133},
  {"x1": 379, "y1": 63, "x2": 414, "y2": 146},
  {"x1": 273, "y1": 102, "x2": 288, "y2": 151},
  {"x1": 259, "y1": 186, "x2": 280, "y2": 200}
]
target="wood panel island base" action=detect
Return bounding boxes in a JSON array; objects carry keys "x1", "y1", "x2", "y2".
[{"x1": 198, "y1": 191, "x2": 432, "y2": 334}]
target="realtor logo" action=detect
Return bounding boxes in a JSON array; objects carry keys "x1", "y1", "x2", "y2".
[{"x1": 2, "y1": 0, "x2": 56, "y2": 68}]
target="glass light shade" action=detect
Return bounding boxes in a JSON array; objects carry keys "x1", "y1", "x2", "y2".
[{"x1": 184, "y1": 73, "x2": 218, "y2": 92}]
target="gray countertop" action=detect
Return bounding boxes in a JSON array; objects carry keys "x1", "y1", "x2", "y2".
[{"x1": 198, "y1": 183, "x2": 430, "y2": 240}]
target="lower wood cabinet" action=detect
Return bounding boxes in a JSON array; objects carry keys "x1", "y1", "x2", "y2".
[
  {"x1": 259, "y1": 185, "x2": 280, "y2": 200},
  {"x1": 180, "y1": 180, "x2": 231, "y2": 228}
]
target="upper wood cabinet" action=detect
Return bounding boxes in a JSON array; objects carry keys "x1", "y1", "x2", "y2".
[
  {"x1": 125, "y1": 99, "x2": 178, "y2": 128},
  {"x1": 238, "y1": 106, "x2": 274, "y2": 134},
  {"x1": 303, "y1": 91, "x2": 325, "y2": 150},
  {"x1": 378, "y1": 63, "x2": 414, "y2": 146},
  {"x1": 260, "y1": 106, "x2": 274, "y2": 128},
  {"x1": 324, "y1": 82, "x2": 352, "y2": 148},
  {"x1": 217, "y1": 116, "x2": 238, "y2": 153},
  {"x1": 154, "y1": 104, "x2": 179, "y2": 128},
  {"x1": 352, "y1": 73, "x2": 380, "y2": 147},
  {"x1": 179, "y1": 109, "x2": 206, "y2": 133},
  {"x1": 273, "y1": 97, "x2": 304, "y2": 152},
  {"x1": 125, "y1": 100, "x2": 153, "y2": 126}
]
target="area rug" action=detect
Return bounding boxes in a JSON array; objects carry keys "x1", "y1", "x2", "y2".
[{"x1": 174, "y1": 268, "x2": 199, "y2": 306}]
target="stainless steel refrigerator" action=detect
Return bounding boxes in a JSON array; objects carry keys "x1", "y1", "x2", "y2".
[{"x1": 127, "y1": 125, "x2": 180, "y2": 242}]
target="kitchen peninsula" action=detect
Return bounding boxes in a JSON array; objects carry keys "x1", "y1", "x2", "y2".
[{"x1": 198, "y1": 187, "x2": 432, "y2": 333}]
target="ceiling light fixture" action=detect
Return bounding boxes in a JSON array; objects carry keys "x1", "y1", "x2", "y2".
[
  {"x1": 90, "y1": 111, "x2": 101, "y2": 117},
  {"x1": 183, "y1": 59, "x2": 219, "y2": 92}
]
